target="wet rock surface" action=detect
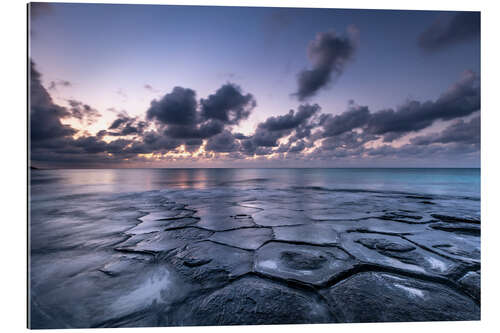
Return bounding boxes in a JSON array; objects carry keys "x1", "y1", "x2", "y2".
[
  {"x1": 458, "y1": 271, "x2": 481, "y2": 301},
  {"x1": 209, "y1": 227, "x2": 273, "y2": 250},
  {"x1": 29, "y1": 182, "x2": 481, "y2": 328},
  {"x1": 255, "y1": 242, "x2": 356, "y2": 286},
  {"x1": 173, "y1": 277, "x2": 334, "y2": 325},
  {"x1": 273, "y1": 223, "x2": 340, "y2": 245},
  {"x1": 321, "y1": 272, "x2": 480, "y2": 322}
]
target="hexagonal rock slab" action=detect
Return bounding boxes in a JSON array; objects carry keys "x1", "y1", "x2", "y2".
[
  {"x1": 174, "y1": 276, "x2": 334, "y2": 325},
  {"x1": 341, "y1": 232, "x2": 459, "y2": 276},
  {"x1": 273, "y1": 223, "x2": 340, "y2": 246},
  {"x1": 98, "y1": 255, "x2": 149, "y2": 277},
  {"x1": 429, "y1": 222, "x2": 480, "y2": 236},
  {"x1": 193, "y1": 204, "x2": 261, "y2": 218},
  {"x1": 191, "y1": 204, "x2": 259, "y2": 231},
  {"x1": 126, "y1": 215, "x2": 199, "y2": 235},
  {"x1": 167, "y1": 240, "x2": 253, "y2": 289},
  {"x1": 320, "y1": 272, "x2": 480, "y2": 322},
  {"x1": 120, "y1": 227, "x2": 213, "y2": 254},
  {"x1": 306, "y1": 208, "x2": 373, "y2": 221},
  {"x1": 254, "y1": 242, "x2": 356, "y2": 286},
  {"x1": 252, "y1": 208, "x2": 310, "y2": 227},
  {"x1": 405, "y1": 230, "x2": 480, "y2": 264},
  {"x1": 209, "y1": 227, "x2": 273, "y2": 250},
  {"x1": 194, "y1": 214, "x2": 255, "y2": 231},
  {"x1": 458, "y1": 271, "x2": 480, "y2": 301},
  {"x1": 343, "y1": 218, "x2": 428, "y2": 235}
]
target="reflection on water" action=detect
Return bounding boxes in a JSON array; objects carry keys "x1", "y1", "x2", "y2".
[{"x1": 30, "y1": 168, "x2": 480, "y2": 198}]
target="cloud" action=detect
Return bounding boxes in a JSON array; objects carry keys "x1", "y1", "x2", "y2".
[
  {"x1": 147, "y1": 84, "x2": 256, "y2": 141},
  {"x1": 48, "y1": 80, "x2": 71, "y2": 91},
  {"x1": 410, "y1": 116, "x2": 480, "y2": 147},
  {"x1": 205, "y1": 130, "x2": 241, "y2": 153},
  {"x1": 418, "y1": 12, "x2": 480, "y2": 52},
  {"x1": 146, "y1": 86, "x2": 198, "y2": 126},
  {"x1": 29, "y1": 61, "x2": 76, "y2": 143},
  {"x1": 320, "y1": 103, "x2": 370, "y2": 137},
  {"x1": 200, "y1": 83, "x2": 256, "y2": 125},
  {"x1": 259, "y1": 104, "x2": 320, "y2": 131},
  {"x1": 320, "y1": 131, "x2": 375, "y2": 151},
  {"x1": 288, "y1": 140, "x2": 307, "y2": 153},
  {"x1": 163, "y1": 120, "x2": 224, "y2": 139},
  {"x1": 67, "y1": 100, "x2": 101, "y2": 125},
  {"x1": 30, "y1": 61, "x2": 479, "y2": 167},
  {"x1": 365, "y1": 70, "x2": 480, "y2": 141},
  {"x1": 240, "y1": 104, "x2": 320, "y2": 155},
  {"x1": 294, "y1": 26, "x2": 359, "y2": 100},
  {"x1": 104, "y1": 113, "x2": 147, "y2": 136},
  {"x1": 365, "y1": 142, "x2": 479, "y2": 162}
]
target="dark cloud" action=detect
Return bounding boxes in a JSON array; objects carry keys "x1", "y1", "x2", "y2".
[
  {"x1": 249, "y1": 128, "x2": 286, "y2": 147},
  {"x1": 259, "y1": 104, "x2": 320, "y2": 131},
  {"x1": 146, "y1": 84, "x2": 256, "y2": 142},
  {"x1": 320, "y1": 104, "x2": 370, "y2": 137},
  {"x1": 200, "y1": 83, "x2": 256, "y2": 125},
  {"x1": 48, "y1": 80, "x2": 71, "y2": 91},
  {"x1": 105, "y1": 113, "x2": 147, "y2": 136},
  {"x1": 30, "y1": 57, "x2": 479, "y2": 167},
  {"x1": 233, "y1": 133, "x2": 250, "y2": 140},
  {"x1": 30, "y1": 61, "x2": 76, "y2": 143},
  {"x1": 295, "y1": 27, "x2": 359, "y2": 100},
  {"x1": 365, "y1": 70, "x2": 480, "y2": 141},
  {"x1": 73, "y1": 136, "x2": 109, "y2": 154},
  {"x1": 146, "y1": 87, "x2": 198, "y2": 126},
  {"x1": 163, "y1": 119, "x2": 224, "y2": 139},
  {"x1": 242, "y1": 104, "x2": 321, "y2": 155},
  {"x1": 240, "y1": 104, "x2": 320, "y2": 155},
  {"x1": 184, "y1": 139, "x2": 203, "y2": 152},
  {"x1": 320, "y1": 130, "x2": 375, "y2": 151},
  {"x1": 205, "y1": 130, "x2": 240, "y2": 153},
  {"x1": 419, "y1": 12, "x2": 480, "y2": 52},
  {"x1": 109, "y1": 116, "x2": 128, "y2": 130},
  {"x1": 410, "y1": 116, "x2": 480, "y2": 147},
  {"x1": 67, "y1": 100, "x2": 101, "y2": 125},
  {"x1": 288, "y1": 140, "x2": 307, "y2": 153},
  {"x1": 131, "y1": 131, "x2": 182, "y2": 152},
  {"x1": 365, "y1": 142, "x2": 479, "y2": 161}
]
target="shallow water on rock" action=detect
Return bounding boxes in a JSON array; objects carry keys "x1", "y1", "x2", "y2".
[{"x1": 29, "y1": 168, "x2": 480, "y2": 328}]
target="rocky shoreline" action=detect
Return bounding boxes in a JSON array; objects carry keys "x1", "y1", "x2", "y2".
[{"x1": 30, "y1": 187, "x2": 480, "y2": 328}]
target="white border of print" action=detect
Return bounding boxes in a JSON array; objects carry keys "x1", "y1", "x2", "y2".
[{"x1": 1, "y1": 0, "x2": 498, "y2": 332}]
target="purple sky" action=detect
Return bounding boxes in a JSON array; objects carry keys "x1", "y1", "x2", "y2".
[{"x1": 29, "y1": 3, "x2": 480, "y2": 168}]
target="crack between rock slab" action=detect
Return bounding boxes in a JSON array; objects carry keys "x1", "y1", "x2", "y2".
[
  {"x1": 201, "y1": 239, "x2": 256, "y2": 253},
  {"x1": 318, "y1": 262, "x2": 480, "y2": 306},
  {"x1": 190, "y1": 224, "x2": 271, "y2": 232},
  {"x1": 226, "y1": 271, "x2": 340, "y2": 322},
  {"x1": 346, "y1": 229, "x2": 414, "y2": 236},
  {"x1": 400, "y1": 235, "x2": 479, "y2": 265},
  {"x1": 256, "y1": 239, "x2": 340, "y2": 250}
]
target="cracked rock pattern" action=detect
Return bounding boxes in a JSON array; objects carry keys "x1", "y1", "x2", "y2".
[{"x1": 29, "y1": 170, "x2": 480, "y2": 328}]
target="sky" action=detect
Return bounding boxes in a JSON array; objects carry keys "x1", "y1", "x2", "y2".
[{"x1": 29, "y1": 2, "x2": 480, "y2": 168}]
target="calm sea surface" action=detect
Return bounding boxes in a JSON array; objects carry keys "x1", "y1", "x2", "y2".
[{"x1": 30, "y1": 168, "x2": 480, "y2": 198}]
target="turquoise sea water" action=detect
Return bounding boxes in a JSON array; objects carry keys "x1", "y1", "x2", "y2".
[{"x1": 30, "y1": 168, "x2": 480, "y2": 199}]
